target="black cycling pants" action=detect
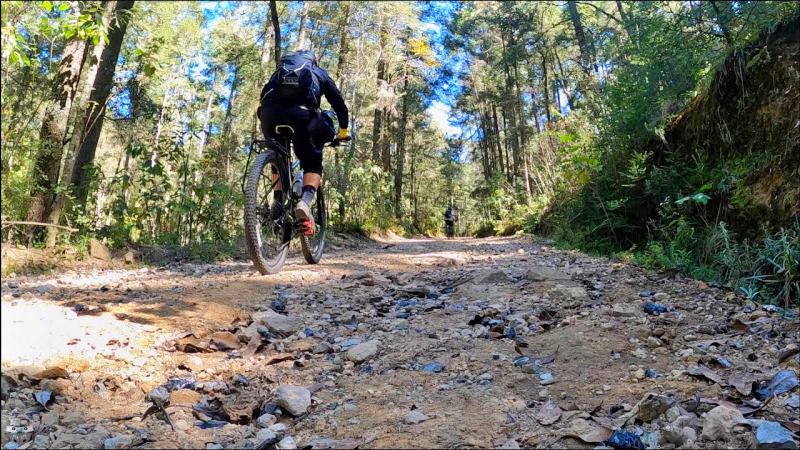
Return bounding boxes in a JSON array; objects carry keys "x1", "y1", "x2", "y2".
[{"x1": 258, "y1": 102, "x2": 333, "y2": 174}]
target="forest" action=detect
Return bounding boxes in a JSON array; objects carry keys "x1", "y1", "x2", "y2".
[{"x1": 2, "y1": 1, "x2": 799, "y2": 305}]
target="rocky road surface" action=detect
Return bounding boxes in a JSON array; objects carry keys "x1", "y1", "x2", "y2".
[{"x1": 1, "y1": 236, "x2": 798, "y2": 449}]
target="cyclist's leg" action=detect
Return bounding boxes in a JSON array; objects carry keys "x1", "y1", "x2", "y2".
[
  {"x1": 293, "y1": 117, "x2": 324, "y2": 227},
  {"x1": 292, "y1": 111, "x2": 324, "y2": 191}
]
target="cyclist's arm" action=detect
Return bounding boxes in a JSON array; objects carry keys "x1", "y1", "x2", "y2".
[{"x1": 318, "y1": 69, "x2": 349, "y2": 129}]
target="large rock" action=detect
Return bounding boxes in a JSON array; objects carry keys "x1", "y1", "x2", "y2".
[
  {"x1": 346, "y1": 340, "x2": 379, "y2": 363},
  {"x1": 525, "y1": 266, "x2": 571, "y2": 282},
  {"x1": 89, "y1": 238, "x2": 112, "y2": 262},
  {"x1": 256, "y1": 413, "x2": 277, "y2": 428},
  {"x1": 404, "y1": 410, "x2": 429, "y2": 424},
  {"x1": 274, "y1": 385, "x2": 311, "y2": 416},
  {"x1": 104, "y1": 435, "x2": 133, "y2": 449},
  {"x1": 702, "y1": 405, "x2": 745, "y2": 441},
  {"x1": 276, "y1": 436, "x2": 297, "y2": 450},
  {"x1": 550, "y1": 284, "x2": 589, "y2": 301},
  {"x1": 662, "y1": 424, "x2": 697, "y2": 446},
  {"x1": 253, "y1": 310, "x2": 301, "y2": 335},
  {"x1": 636, "y1": 394, "x2": 676, "y2": 422},
  {"x1": 477, "y1": 270, "x2": 512, "y2": 284}
]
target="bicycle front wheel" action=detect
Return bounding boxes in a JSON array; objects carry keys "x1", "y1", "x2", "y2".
[
  {"x1": 244, "y1": 151, "x2": 290, "y2": 274},
  {"x1": 300, "y1": 185, "x2": 326, "y2": 264}
]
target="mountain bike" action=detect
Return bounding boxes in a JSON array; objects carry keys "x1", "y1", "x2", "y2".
[{"x1": 242, "y1": 130, "x2": 343, "y2": 274}]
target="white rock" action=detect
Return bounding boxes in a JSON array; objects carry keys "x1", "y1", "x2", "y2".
[
  {"x1": 702, "y1": 405, "x2": 745, "y2": 441},
  {"x1": 346, "y1": 340, "x2": 379, "y2": 363},
  {"x1": 253, "y1": 310, "x2": 301, "y2": 335},
  {"x1": 274, "y1": 385, "x2": 311, "y2": 416},
  {"x1": 256, "y1": 413, "x2": 277, "y2": 428},
  {"x1": 104, "y1": 435, "x2": 132, "y2": 449},
  {"x1": 276, "y1": 436, "x2": 297, "y2": 450},
  {"x1": 404, "y1": 410, "x2": 429, "y2": 424}
]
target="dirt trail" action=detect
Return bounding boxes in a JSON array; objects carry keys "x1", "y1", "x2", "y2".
[{"x1": 2, "y1": 236, "x2": 798, "y2": 449}]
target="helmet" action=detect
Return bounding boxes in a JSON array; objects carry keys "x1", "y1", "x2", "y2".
[{"x1": 295, "y1": 49, "x2": 318, "y2": 65}]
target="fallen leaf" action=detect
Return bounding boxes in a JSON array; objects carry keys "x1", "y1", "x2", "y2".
[
  {"x1": 242, "y1": 338, "x2": 266, "y2": 358},
  {"x1": 687, "y1": 365, "x2": 724, "y2": 385},
  {"x1": 175, "y1": 337, "x2": 213, "y2": 353},
  {"x1": 264, "y1": 352, "x2": 294, "y2": 365},
  {"x1": 561, "y1": 418, "x2": 613, "y2": 443},
  {"x1": 728, "y1": 372, "x2": 759, "y2": 397},
  {"x1": 535, "y1": 400, "x2": 562, "y2": 425},
  {"x1": 777, "y1": 344, "x2": 799, "y2": 363}
]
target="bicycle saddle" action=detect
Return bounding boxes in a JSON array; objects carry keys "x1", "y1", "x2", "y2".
[{"x1": 274, "y1": 125, "x2": 295, "y2": 136}]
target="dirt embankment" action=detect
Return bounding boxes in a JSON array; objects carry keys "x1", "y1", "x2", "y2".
[{"x1": 657, "y1": 16, "x2": 800, "y2": 233}]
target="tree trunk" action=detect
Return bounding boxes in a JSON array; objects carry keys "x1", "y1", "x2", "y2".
[
  {"x1": 269, "y1": 0, "x2": 281, "y2": 70},
  {"x1": 296, "y1": 1, "x2": 309, "y2": 50},
  {"x1": 198, "y1": 68, "x2": 217, "y2": 159},
  {"x1": 150, "y1": 87, "x2": 170, "y2": 166},
  {"x1": 615, "y1": 0, "x2": 636, "y2": 41},
  {"x1": 370, "y1": 18, "x2": 388, "y2": 164},
  {"x1": 709, "y1": 1, "x2": 734, "y2": 47},
  {"x1": 566, "y1": 0, "x2": 593, "y2": 74},
  {"x1": 492, "y1": 104, "x2": 505, "y2": 178},
  {"x1": 222, "y1": 64, "x2": 240, "y2": 179},
  {"x1": 553, "y1": 48, "x2": 575, "y2": 110},
  {"x1": 251, "y1": 15, "x2": 273, "y2": 141},
  {"x1": 539, "y1": 49, "x2": 552, "y2": 123},
  {"x1": 334, "y1": 1, "x2": 351, "y2": 222},
  {"x1": 27, "y1": 37, "x2": 88, "y2": 239},
  {"x1": 381, "y1": 112, "x2": 392, "y2": 171},
  {"x1": 69, "y1": 0, "x2": 135, "y2": 211},
  {"x1": 394, "y1": 57, "x2": 410, "y2": 219}
]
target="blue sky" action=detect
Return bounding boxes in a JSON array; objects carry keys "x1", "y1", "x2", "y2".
[
  {"x1": 420, "y1": 1, "x2": 468, "y2": 138},
  {"x1": 196, "y1": 1, "x2": 467, "y2": 138}
]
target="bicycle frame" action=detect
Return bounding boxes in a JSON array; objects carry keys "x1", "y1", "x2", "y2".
[{"x1": 241, "y1": 137, "x2": 310, "y2": 239}]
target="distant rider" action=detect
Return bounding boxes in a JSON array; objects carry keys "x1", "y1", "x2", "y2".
[{"x1": 444, "y1": 206, "x2": 455, "y2": 234}]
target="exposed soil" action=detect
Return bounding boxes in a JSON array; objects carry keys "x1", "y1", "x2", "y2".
[{"x1": 1, "y1": 236, "x2": 798, "y2": 449}]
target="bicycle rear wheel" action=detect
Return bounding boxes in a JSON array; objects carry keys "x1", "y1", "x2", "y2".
[
  {"x1": 300, "y1": 186, "x2": 326, "y2": 264},
  {"x1": 244, "y1": 151, "x2": 290, "y2": 274}
]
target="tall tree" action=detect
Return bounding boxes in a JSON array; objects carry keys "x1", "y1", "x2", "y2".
[
  {"x1": 370, "y1": 17, "x2": 388, "y2": 165},
  {"x1": 69, "y1": 0, "x2": 136, "y2": 210},
  {"x1": 27, "y1": 36, "x2": 88, "y2": 236},
  {"x1": 269, "y1": 0, "x2": 281, "y2": 69},
  {"x1": 566, "y1": 0, "x2": 593, "y2": 74}
]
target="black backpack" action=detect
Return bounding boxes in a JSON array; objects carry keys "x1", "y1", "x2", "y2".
[{"x1": 260, "y1": 51, "x2": 321, "y2": 107}]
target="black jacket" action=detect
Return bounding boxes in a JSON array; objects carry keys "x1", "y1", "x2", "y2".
[
  {"x1": 261, "y1": 64, "x2": 349, "y2": 130},
  {"x1": 311, "y1": 66, "x2": 349, "y2": 130}
]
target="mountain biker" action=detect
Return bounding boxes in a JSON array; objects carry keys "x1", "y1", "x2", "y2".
[
  {"x1": 258, "y1": 49, "x2": 350, "y2": 230},
  {"x1": 444, "y1": 206, "x2": 455, "y2": 234}
]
